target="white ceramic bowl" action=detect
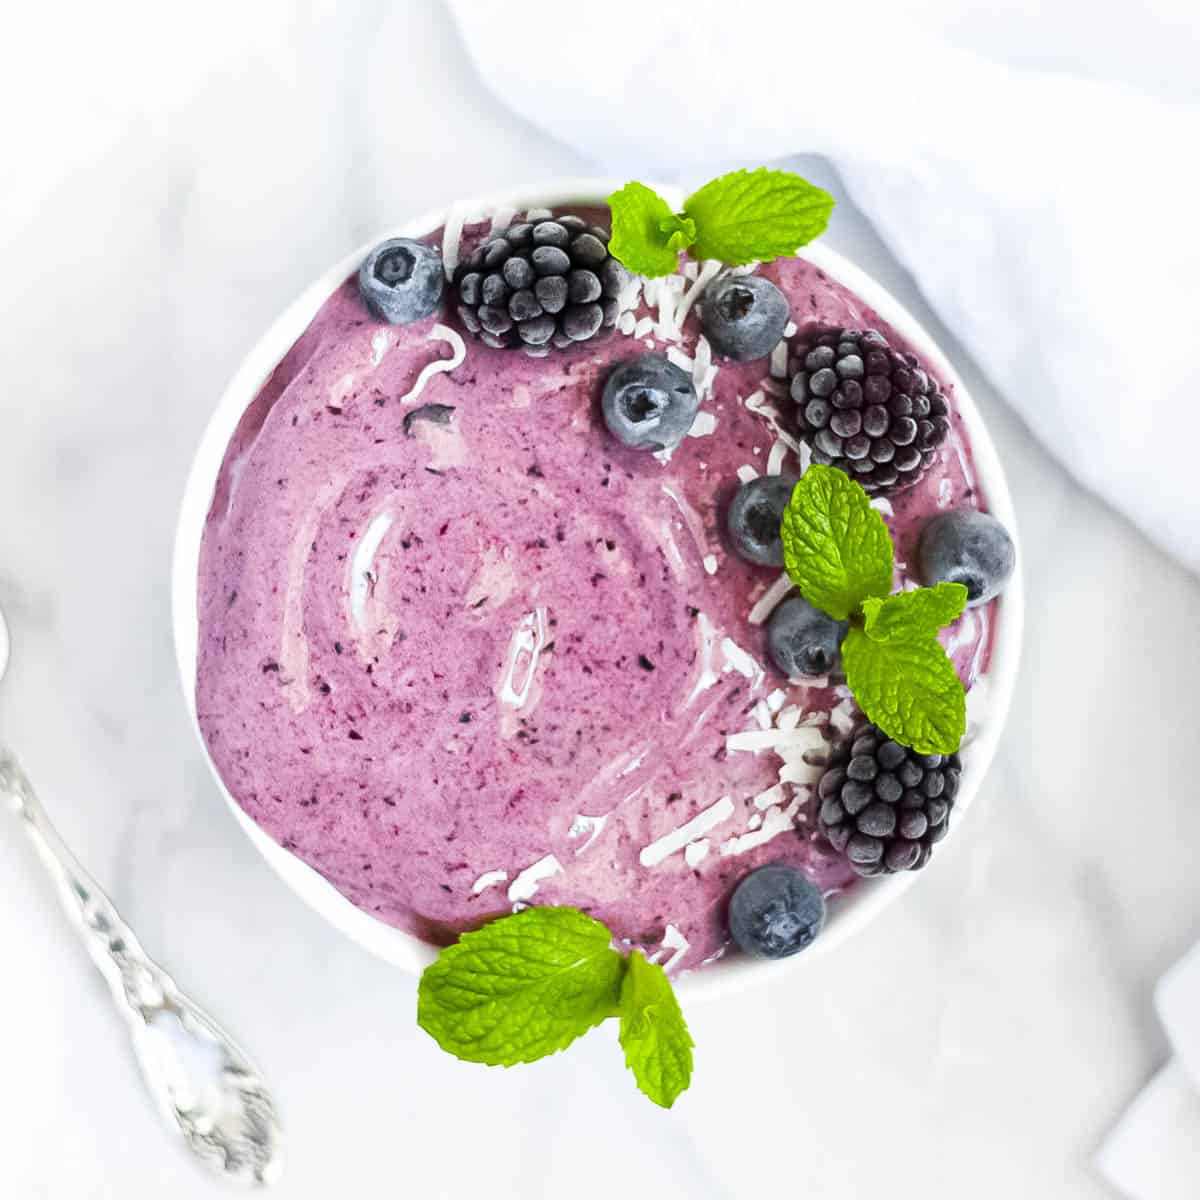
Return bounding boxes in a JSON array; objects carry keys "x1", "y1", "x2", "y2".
[{"x1": 173, "y1": 180, "x2": 1023, "y2": 1005}]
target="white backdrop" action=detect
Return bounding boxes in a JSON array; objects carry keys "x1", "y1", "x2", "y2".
[{"x1": 1, "y1": 3, "x2": 1199, "y2": 1198}]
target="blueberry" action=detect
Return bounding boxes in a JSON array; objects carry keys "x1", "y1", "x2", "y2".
[
  {"x1": 601, "y1": 354, "x2": 699, "y2": 451},
  {"x1": 917, "y1": 510, "x2": 1015, "y2": 605},
  {"x1": 699, "y1": 275, "x2": 790, "y2": 361},
  {"x1": 726, "y1": 474, "x2": 796, "y2": 566},
  {"x1": 766, "y1": 595, "x2": 847, "y2": 677},
  {"x1": 728, "y1": 864, "x2": 826, "y2": 959},
  {"x1": 357, "y1": 238, "x2": 443, "y2": 325}
]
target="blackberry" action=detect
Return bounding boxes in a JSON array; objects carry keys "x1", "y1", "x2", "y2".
[
  {"x1": 816, "y1": 724, "x2": 961, "y2": 876},
  {"x1": 452, "y1": 215, "x2": 630, "y2": 355},
  {"x1": 791, "y1": 329, "x2": 951, "y2": 494}
]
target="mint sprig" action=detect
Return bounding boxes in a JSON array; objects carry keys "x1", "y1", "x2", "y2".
[
  {"x1": 619, "y1": 951, "x2": 694, "y2": 1109},
  {"x1": 608, "y1": 168, "x2": 834, "y2": 278},
  {"x1": 781, "y1": 465, "x2": 968, "y2": 754},
  {"x1": 779, "y1": 464, "x2": 892, "y2": 620},
  {"x1": 417, "y1": 907, "x2": 694, "y2": 1108}
]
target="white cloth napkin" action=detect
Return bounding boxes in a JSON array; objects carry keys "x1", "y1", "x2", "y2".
[
  {"x1": 1096, "y1": 941, "x2": 1200, "y2": 1199},
  {"x1": 449, "y1": 0, "x2": 1200, "y2": 572}
]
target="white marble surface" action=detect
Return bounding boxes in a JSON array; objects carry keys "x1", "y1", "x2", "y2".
[{"x1": 2, "y1": 3, "x2": 1199, "y2": 1197}]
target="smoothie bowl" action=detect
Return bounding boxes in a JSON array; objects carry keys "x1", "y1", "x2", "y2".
[{"x1": 173, "y1": 177, "x2": 1022, "y2": 1013}]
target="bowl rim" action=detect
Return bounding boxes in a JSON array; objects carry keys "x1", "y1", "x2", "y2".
[{"x1": 172, "y1": 177, "x2": 1024, "y2": 1006}]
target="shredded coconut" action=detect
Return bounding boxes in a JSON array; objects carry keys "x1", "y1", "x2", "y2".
[
  {"x1": 441, "y1": 207, "x2": 467, "y2": 279},
  {"x1": 471, "y1": 869, "x2": 508, "y2": 895},
  {"x1": 726, "y1": 726, "x2": 826, "y2": 755},
  {"x1": 640, "y1": 797, "x2": 735, "y2": 868},
  {"x1": 775, "y1": 705, "x2": 801, "y2": 731},
  {"x1": 507, "y1": 854, "x2": 561, "y2": 904},
  {"x1": 489, "y1": 205, "x2": 517, "y2": 234},
  {"x1": 667, "y1": 346, "x2": 694, "y2": 373},
  {"x1": 674, "y1": 259, "x2": 722, "y2": 329},
  {"x1": 692, "y1": 335, "x2": 713, "y2": 396},
  {"x1": 748, "y1": 572, "x2": 794, "y2": 625},
  {"x1": 752, "y1": 784, "x2": 786, "y2": 810},
  {"x1": 397, "y1": 325, "x2": 467, "y2": 405}
]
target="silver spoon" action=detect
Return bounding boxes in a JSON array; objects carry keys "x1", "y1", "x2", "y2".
[{"x1": 0, "y1": 601, "x2": 283, "y2": 1186}]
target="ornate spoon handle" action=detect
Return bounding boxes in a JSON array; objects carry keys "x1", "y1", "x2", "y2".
[{"x1": 1, "y1": 750, "x2": 283, "y2": 1186}]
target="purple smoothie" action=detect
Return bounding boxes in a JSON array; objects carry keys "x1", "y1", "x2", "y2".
[{"x1": 196, "y1": 212, "x2": 995, "y2": 972}]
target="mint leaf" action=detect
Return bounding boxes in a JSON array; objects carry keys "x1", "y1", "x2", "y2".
[
  {"x1": 842, "y1": 627, "x2": 966, "y2": 754},
  {"x1": 861, "y1": 582, "x2": 968, "y2": 641},
  {"x1": 683, "y1": 168, "x2": 835, "y2": 266},
  {"x1": 417, "y1": 907, "x2": 625, "y2": 1066},
  {"x1": 660, "y1": 213, "x2": 697, "y2": 253},
  {"x1": 618, "y1": 951, "x2": 694, "y2": 1109},
  {"x1": 781, "y1": 465, "x2": 893, "y2": 620},
  {"x1": 608, "y1": 182, "x2": 683, "y2": 277}
]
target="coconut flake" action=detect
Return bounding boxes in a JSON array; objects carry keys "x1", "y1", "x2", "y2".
[
  {"x1": 720, "y1": 797, "x2": 802, "y2": 857},
  {"x1": 397, "y1": 324, "x2": 467, "y2": 405},
  {"x1": 684, "y1": 840, "x2": 710, "y2": 868},
  {"x1": 769, "y1": 340, "x2": 790, "y2": 379},
  {"x1": 775, "y1": 705, "x2": 801, "y2": 731},
  {"x1": 567, "y1": 812, "x2": 609, "y2": 854},
  {"x1": 489, "y1": 206, "x2": 517, "y2": 234},
  {"x1": 766, "y1": 689, "x2": 787, "y2": 713},
  {"x1": 667, "y1": 346, "x2": 693, "y2": 373},
  {"x1": 634, "y1": 316, "x2": 655, "y2": 339},
  {"x1": 674, "y1": 259, "x2": 722, "y2": 329},
  {"x1": 618, "y1": 310, "x2": 637, "y2": 335},
  {"x1": 659, "y1": 924, "x2": 691, "y2": 973},
  {"x1": 702, "y1": 554, "x2": 719, "y2": 575},
  {"x1": 784, "y1": 321, "x2": 797, "y2": 337},
  {"x1": 766, "y1": 438, "x2": 789, "y2": 476},
  {"x1": 721, "y1": 637, "x2": 762, "y2": 684},
  {"x1": 752, "y1": 784, "x2": 786, "y2": 810},
  {"x1": 778, "y1": 759, "x2": 823, "y2": 785},
  {"x1": 640, "y1": 796, "x2": 735, "y2": 868},
  {"x1": 727, "y1": 725, "x2": 826, "y2": 755},
  {"x1": 370, "y1": 329, "x2": 391, "y2": 366},
  {"x1": 748, "y1": 572, "x2": 794, "y2": 625},
  {"x1": 507, "y1": 854, "x2": 561, "y2": 904},
  {"x1": 442, "y1": 207, "x2": 467, "y2": 279},
  {"x1": 688, "y1": 411, "x2": 717, "y2": 438},
  {"x1": 830, "y1": 697, "x2": 858, "y2": 735},
  {"x1": 655, "y1": 275, "x2": 686, "y2": 340},
  {"x1": 736, "y1": 464, "x2": 759, "y2": 484},
  {"x1": 871, "y1": 496, "x2": 894, "y2": 518},
  {"x1": 471, "y1": 868, "x2": 508, "y2": 895},
  {"x1": 692, "y1": 335, "x2": 713, "y2": 392},
  {"x1": 742, "y1": 390, "x2": 808, "y2": 459}
]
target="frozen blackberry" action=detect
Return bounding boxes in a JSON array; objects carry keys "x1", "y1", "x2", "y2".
[
  {"x1": 791, "y1": 329, "x2": 951, "y2": 494},
  {"x1": 452, "y1": 215, "x2": 629, "y2": 355},
  {"x1": 816, "y1": 724, "x2": 962, "y2": 876}
]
